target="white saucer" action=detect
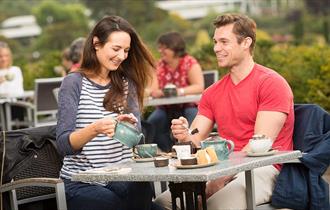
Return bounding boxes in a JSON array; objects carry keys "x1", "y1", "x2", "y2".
[{"x1": 246, "y1": 150, "x2": 277, "y2": 157}]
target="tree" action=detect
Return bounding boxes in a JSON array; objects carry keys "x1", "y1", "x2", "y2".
[{"x1": 305, "y1": 0, "x2": 330, "y2": 44}]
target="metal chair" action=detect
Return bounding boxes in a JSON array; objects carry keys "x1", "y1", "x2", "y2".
[
  {"x1": 3, "y1": 101, "x2": 34, "y2": 131},
  {"x1": 34, "y1": 77, "x2": 63, "y2": 127},
  {"x1": 0, "y1": 126, "x2": 67, "y2": 210},
  {"x1": 203, "y1": 70, "x2": 218, "y2": 89}
]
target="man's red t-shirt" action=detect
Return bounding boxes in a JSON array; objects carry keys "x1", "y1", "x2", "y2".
[{"x1": 198, "y1": 64, "x2": 294, "y2": 155}]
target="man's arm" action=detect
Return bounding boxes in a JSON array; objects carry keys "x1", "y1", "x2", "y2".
[
  {"x1": 171, "y1": 114, "x2": 214, "y2": 147},
  {"x1": 242, "y1": 110, "x2": 287, "y2": 151}
]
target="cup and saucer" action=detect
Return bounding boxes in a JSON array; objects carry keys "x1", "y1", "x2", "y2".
[{"x1": 246, "y1": 135, "x2": 277, "y2": 157}]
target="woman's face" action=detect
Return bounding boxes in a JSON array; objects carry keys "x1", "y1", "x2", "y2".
[
  {"x1": 0, "y1": 48, "x2": 12, "y2": 69},
  {"x1": 158, "y1": 44, "x2": 175, "y2": 63},
  {"x1": 96, "y1": 31, "x2": 131, "y2": 72}
]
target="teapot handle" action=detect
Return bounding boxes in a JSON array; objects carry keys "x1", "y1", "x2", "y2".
[{"x1": 226, "y1": 140, "x2": 235, "y2": 154}]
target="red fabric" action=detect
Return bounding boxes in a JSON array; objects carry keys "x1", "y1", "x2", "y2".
[
  {"x1": 198, "y1": 64, "x2": 294, "y2": 169},
  {"x1": 157, "y1": 54, "x2": 198, "y2": 89}
]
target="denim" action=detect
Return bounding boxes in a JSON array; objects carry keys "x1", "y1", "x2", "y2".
[
  {"x1": 147, "y1": 107, "x2": 197, "y2": 152},
  {"x1": 64, "y1": 179, "x2": 154, "y2": 210}
]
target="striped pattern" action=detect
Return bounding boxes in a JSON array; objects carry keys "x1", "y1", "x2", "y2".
[{"x1": 60, "y1": 77, "x2": 132, "y2": 182}]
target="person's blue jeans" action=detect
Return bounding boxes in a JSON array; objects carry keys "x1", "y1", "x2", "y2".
[
  {"x1": 147, "y1": 107, "x2": 197, "y2": 152},
  {"x1": 63, "y1": 179, "x2": 154, "y2": 210}
]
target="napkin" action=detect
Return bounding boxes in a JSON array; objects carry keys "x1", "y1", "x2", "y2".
[{"x1": 82, "y1": 167, "x2": 132, "y2": 174}]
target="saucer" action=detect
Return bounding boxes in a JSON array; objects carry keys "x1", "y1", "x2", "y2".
[
  {"x1": 132, "y1": 157, "x2": 154, "y2": 162},
  {"x1": 246, "y1": 150, "x2": 277, "y2": 157},
  {"x1": 174, "y1": 161, "x2": 218, "y2": 169}
]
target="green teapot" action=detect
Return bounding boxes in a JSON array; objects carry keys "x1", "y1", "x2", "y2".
[{"x1": 113, "y1": 121, "x2": 144, "y2": 148}]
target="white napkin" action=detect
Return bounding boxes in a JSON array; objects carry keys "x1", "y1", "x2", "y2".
[{"x1": 82, "y1": 167, "x2": 132, "y2": 174}]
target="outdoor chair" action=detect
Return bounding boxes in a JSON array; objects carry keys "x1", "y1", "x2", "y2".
[
  {"x1": 257, "y1": 104, "x2": 330, "y2": 210},
  {"x1": 34, "y1": 77, "x2": 63, "y2": 127},
  {"x1": 3, "y1": 101, "x2": 34, "y2": 131},
  {"x1": 0, "y1": 125, "x2": 67, "y2": 210},
  {"x1": 202, "y1": 70, "x2": 218, "y2": 89}
]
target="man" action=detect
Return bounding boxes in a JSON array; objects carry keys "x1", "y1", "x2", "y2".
[{"x1": 155, "y1": 13, "x2": 294, "y2": 209}]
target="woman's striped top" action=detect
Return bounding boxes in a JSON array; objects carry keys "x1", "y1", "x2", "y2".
[{"x1": 56, "y1": 73, "x2": 138, "y2": 182}]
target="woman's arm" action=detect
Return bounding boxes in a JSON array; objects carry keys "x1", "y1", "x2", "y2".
[{"x1": 179, "y1": 63, "x2": 204, "y2": 96}]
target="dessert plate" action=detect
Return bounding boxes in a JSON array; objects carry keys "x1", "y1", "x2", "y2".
[
  {"x1": 132, "y1": 157, "x2": 154, "y2": 162},
  {"x1": 174, "y1": 161, "x2": 218, "y2": 169},
  {"x1": 246, "y1": 149, "x2": 277, "y2": 157}
]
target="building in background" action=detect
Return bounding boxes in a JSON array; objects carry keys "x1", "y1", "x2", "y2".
[
  {"x1": 0, "y1": 15, "x2": 41, "y2": 40},
  {"x1": 156, "y1": 0, "x2": 299, "y2": 20}
]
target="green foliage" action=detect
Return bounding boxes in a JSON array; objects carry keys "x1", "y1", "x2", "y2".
[
  {"x1": 32, "y1": 0, "x2": 89, "y2": 52},
  {"x1": 307, "y1": 59, "x2": 330, "y2": 111},
  {"x1": 255, "y1": 45, "x2": 330, "y2": 109},
  {"x1": 23, "y1": 51, "x2": 61, "y2": 90}
]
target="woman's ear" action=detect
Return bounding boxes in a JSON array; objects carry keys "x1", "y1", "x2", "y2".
[{"x1": 93, "y1": 37, "x2": 100, "y2": 50}]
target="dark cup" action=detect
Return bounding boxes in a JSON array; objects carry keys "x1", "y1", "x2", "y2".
[
  {"x1": 163, "y1": 87, "x2": 177, "y2": 97},
  {"x1": 180, "y1": 157, "x2": 197, "y2": 165},
  {"x1": 154, "y1": 157, "x2": 169, "y2": 167}
]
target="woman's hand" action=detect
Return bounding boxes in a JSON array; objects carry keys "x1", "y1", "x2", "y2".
[
  {"x1": 117, "y1": 113, "x2": 138, "y2": 126},
  {"x1": 92, "y1": 116, "x2": 117, "y2": 138},
  {"x1": 150, "y1": 89, "x2": 164, "y2": 98}
]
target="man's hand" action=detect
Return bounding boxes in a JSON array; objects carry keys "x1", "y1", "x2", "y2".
[{"x1": 171, "y1": 116, "x2": 190, "y2": 142}]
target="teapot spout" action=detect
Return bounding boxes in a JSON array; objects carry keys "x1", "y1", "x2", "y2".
[{"x1": 139, "y1": 133, "x2": 145, "y2": 144}]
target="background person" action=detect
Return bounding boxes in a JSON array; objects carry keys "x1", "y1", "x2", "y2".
[
  {"x1": 56, "y1": 16, "x2": 160, "y2": 210},
  {"x1": 68, "y1": 37, "x2": 85, "y2": 72},
  {"x1": 155, "y1": 13, "x2": 294, "y2": 210},
  {"x1": 0, "y1": 41, "x2": 24, "y2": 97},
  {"x1": 147, "y1": 32, "x2": 204, "y2": 152}
]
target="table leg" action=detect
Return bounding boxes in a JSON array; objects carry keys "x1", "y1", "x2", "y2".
[
  {"x1": 0, "y1": 104, "x2": 6, "y2": 130},
  {"x1": 168, "y1": 182, "x2": 207, "y2": 210},
  {"x1": 245, "y1": 170, "x2": 256, "y2": 210}
]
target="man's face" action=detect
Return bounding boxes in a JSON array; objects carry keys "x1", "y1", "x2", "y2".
[{"x1": 213, "y1": 24, "x2": 246, "y2": 69}]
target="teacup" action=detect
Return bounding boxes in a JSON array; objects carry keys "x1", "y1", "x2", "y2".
[
  {"x1": 249, "y1": 138, "x2": 272, "y2": 153},
  {"x1": 113, "y1": 121, "x2": 144, "y2": 148},
  {"x1": 5, "y1": 73, "x2": 15, "y2": 81},
  {"x1": 134, "y1": 144, "x2": 158, "y2": 158},
  {"x1": 172, "y1": 145, "x2": 191, "y2": 159},
  {"x1": 163, "y1": 83, "x2": 177, "y2": 97},
  {"x1": 201, "y1": 136, "x2": 234, "y2": 160}
]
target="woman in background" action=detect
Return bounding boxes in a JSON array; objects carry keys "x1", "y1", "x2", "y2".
[
  {"x1": 147, "y1": 32, "x2": 204, "y2": 152},
  {"x1": 56, "y1": 16, "x2": 162, "y2": 210},
  {"x1": 0, "y1": 41, "x2": 24, "y2": 96}
]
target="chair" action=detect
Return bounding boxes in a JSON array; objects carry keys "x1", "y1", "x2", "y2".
[
  {"x1": 3, "y1": 101, "x2": 34, "y2": 131},
  {"x1": 257, "y1": 104, "x2": 330, "y2": 210},
  {"x1": 34, "y1": 77, "x2": 63, "y2": 127},
  {"x1": 0, "y1": 126, "x2": 67, "y2": 210},
  {"x1": 203, "y1": 70, "x2": 218, "y2": 89}
]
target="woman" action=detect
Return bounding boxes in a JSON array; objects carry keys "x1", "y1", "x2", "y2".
[
  {"x1": 56, "y1": 16, "x2": 158, "y2": 210},
  {"x1": 147, "y1": 32, "x2": 204, "y2": 152},
  {"x1": 0, "y1": 41, "x2": 24, "y2": 96}
]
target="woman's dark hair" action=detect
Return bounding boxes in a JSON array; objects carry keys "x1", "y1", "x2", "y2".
[
  {"x1": 80, "y1": 16, "x2": 155, "y2": 112},
  {"x1": 157, "y1": 32, "x2": 186, "y2": 57},
  {"x1": 69, "y1": 37, "x2": 85, "y2": 64}
]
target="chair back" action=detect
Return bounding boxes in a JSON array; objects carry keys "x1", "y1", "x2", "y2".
[
  {"x1": 0, "y1": 126, "x2": 66, "y2": 210},
  {"x1": 203, "y1": 70, "x2": 218, "y2": 89},
  {"x1": 34, "y1": 77, "x2": 63, "y2": 126}
]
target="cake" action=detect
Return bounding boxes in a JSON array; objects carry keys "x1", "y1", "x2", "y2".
[{"x1": 196, "y1": 147, "x2": 218, "y2": 164}]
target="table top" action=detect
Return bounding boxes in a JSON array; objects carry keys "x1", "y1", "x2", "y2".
[
  {"x1": 144, "y1": 94, "x2": 201, "y2": 106},
  {"x1": 0, "y1": 90, "x2": 34, "y2": 103},
  {"x1": 72, "y1": 151, "x2": 302, "y2": 183}
]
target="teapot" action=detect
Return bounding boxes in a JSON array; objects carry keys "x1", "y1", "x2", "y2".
[
  {"x1": 113, "y1": 121, "x2": 144, "y2": 148},
  {"x1": 200, "y1": 133, "x2": 235, "y2": 160}
]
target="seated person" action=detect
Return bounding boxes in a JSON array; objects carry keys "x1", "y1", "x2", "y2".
[
  {"x1": 155, "y1": 13, "x2": 294, "y2": 210},
  {"x1": 0, "y1": 41, "x2": 24, "y2": 97},
  {"x1": 147, "y1": 32, "x2": 204, "y2": 152},
  {"x1": 0, "y1": 41, "x2": 27, "y2": 129}
]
